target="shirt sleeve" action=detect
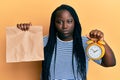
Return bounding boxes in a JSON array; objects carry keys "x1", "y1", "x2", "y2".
[{"x1": 43, "y1": 35, "x2": 48, "y2": 47}]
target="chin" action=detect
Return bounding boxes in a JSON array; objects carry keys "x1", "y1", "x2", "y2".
[{"x1": 58, "y1": 33, "x2": 72, "y2": 39}]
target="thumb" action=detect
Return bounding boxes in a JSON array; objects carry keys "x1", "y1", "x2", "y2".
[{"x1": 86, "y1": 34, "x2": 91, "y2": 40}]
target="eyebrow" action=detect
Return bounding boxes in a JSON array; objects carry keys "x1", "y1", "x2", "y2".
[{"x1": 55, "y1": 17, "x2": 74, "y2": 20}]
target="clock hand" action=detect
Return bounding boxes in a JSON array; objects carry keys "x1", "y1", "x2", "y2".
[
  {"x1": 94, "y1": 50, "x2": 98, "y2": 53},
  {"x1": 91, "y1": 49, "x2": 94, "y2": 52}
]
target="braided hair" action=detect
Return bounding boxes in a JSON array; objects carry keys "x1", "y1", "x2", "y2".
[{"x1": 42, "y1": 4, "x2": 86, "y2": 80}]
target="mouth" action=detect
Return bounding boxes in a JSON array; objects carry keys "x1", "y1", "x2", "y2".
[
  {"x1": 63, "y1": 31, "x2": 69, "y2": 34},
  {"x1": 62, "y1": 30, "x2": 69, "y2": 34}
]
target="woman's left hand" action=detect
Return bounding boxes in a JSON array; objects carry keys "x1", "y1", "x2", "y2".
[
  {"x1": 87, "y1": 29, "x2": 104, "y2": 42},
  {"x1": 87, "y1": 29, "x2": 116, "y2": 67}
]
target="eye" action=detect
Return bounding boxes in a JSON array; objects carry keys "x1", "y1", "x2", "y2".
[
  {"x1": 56, "y1": 20, "x2": 63, "y2": 24},
  {"x1": 67, "y1": 20, "x2": 73, "y2": 24}
]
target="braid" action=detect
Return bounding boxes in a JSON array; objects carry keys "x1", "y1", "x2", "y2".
[{"x1": 42, "y1": 4, "x2": 86, "y2": 80}]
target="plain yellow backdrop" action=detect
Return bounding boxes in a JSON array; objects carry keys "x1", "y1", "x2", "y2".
[{"x1": 0, "y1": 0, "x2": 120, "y2": 80}]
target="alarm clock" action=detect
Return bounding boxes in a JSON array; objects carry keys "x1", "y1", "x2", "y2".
[{"x1": 86, "y1": 40, "x2": 105, "y2": 60}]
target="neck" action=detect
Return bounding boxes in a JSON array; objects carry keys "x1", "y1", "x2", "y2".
[{"x1": 57, "y1": 35, "x2": 73, "y2": 41}]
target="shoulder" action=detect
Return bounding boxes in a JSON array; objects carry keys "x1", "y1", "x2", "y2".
[
  {"x1": 82, "y1": 36, "x2": 88, "y2": 42},
  {"x1": 81, "y1": 36, "x2": 88, "y2": 46},
  {"x1": 43, "y1": 35, "x2": 49, "y2": 47},
  {"x1": 81, "y1": 36, "x2": 88, "y2": 51},
  {"x1": 81, "y1": 36, "x2": 90, "y2": 62}
]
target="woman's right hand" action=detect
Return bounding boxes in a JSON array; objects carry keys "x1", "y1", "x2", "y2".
[{"x1": 17, "y1": 22, "x2": 32, "y2": 31}]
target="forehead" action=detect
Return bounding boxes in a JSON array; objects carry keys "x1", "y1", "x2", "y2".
[{"x1": 55, "y1": 10, "x2": 73, "y2": 18}]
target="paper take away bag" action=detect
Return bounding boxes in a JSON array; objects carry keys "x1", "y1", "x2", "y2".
[{"x1": 6, "y1": 26, "x2": 44, "y2": 63}]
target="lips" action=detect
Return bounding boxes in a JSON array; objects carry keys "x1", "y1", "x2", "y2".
[
  {"x1": 63, "y1": 30, "x2": 68, "y2": 33},
  {"x1": 63, "y1": 31, "x2": 69, "y2": 34},
  {"x1": 62, "y1": 29, "x2": 69, "y2": 33}
]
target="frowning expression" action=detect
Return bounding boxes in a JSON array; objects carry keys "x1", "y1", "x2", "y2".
[{"x1": 55, "y1": 10, "x2": 75, "y2": 41}]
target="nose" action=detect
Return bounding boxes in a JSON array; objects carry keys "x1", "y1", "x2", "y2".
[{"x1": 62, "y1": 22, "x2": 67, "y2": 29}]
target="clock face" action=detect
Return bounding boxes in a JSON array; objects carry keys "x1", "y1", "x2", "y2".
[{"x1": 87, "y1": 44, "x2": 102, "y2": 59}]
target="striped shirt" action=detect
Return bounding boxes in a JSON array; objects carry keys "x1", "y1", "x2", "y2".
[{"x1": 43, "y1": 36, "x2": 101, "y2": 80}]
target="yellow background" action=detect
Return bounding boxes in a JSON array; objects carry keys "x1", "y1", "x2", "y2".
[{"x1": 0, "y1": 0, "x2": 120, "y2": 80}]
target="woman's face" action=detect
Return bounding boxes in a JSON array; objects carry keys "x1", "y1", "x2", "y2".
[{"x1": 55, "y1": 10, "x2": 75, "y2": 41}]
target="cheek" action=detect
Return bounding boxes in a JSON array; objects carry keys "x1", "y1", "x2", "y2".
[
  {"x1": 55, "y1": 24, "x2": 62, "y2": 31},
  {"x1": 70, "y1": 22, "x2": 75, "y2": 29},
  {"x1": 69, "y1": 25, "x2": 75, "y2": 32}
]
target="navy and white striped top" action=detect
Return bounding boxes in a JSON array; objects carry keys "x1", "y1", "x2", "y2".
[{"x1": 43, "y1": 36, "x2": 101, "y2": 80}]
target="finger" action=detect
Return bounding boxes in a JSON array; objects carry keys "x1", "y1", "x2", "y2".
[
  {"x1": 95, "y1": 31, "x2": 100, "y2": 40},
  {"x1": 26, "y1": 22, "x2": 31, "y2": 30},
  {"x1": 23, "y1": 23, "x2": 30, "y2": 31},
  {"x1": 26, "y1": 24, "x2": 29, "y2": 31},
  {"x1": 90, "y1": 30, "x2": 97, "y2": 38},
  {"x1": 17, "y1": 23, "x2": 23, "y2": 30},
  {"x1": 86, "y1": 34, "x2": 97, "y2": 42},
  {"x1": 23, "y1": 22, "x2": 31, "y2": 30},
  {"x1": 89, "y1": 29, "x2": 100, "y2": 42},
  {"x1": 20, "y1": 23, "x2": 24, "y2": 31},
  {"x1": 17, "y1": 24, "x2": 21, "y2": 29},
  {"x1": 22, "y1": 23, "x2": 26, "y2": 31},
  {"x1": 93, "y1": 30, "x2": 98, "y2": 38},
  {"x1": 86, "y1": 34, "x2": 91, "y2": 40},
  {"x1": 96, "y1": 31, "x2": 104, "y2": 40},
  {"x1": 99, "y1": 33, "x2": 104, "y2": 40},
  {"x1": 89, "y1": 30, "x2": 94, "y2": 38},
  {"x1": 26, "y1": 23, "x2": 30, "y2": 31}
]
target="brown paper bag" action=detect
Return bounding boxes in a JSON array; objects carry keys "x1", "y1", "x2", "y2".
[{"x1": 6, "y1": 26, "x2": 44, "y2": 63}]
